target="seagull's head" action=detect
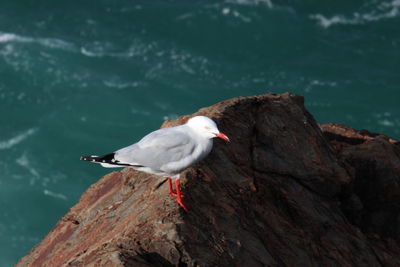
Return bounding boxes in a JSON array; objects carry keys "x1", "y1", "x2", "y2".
[{"x1": 186, "y1": 116, "x2": 230, "y2": 141}]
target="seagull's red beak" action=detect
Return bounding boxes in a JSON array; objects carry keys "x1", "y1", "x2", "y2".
[{"x1": 214, "y1": 132, "x2": 230, "y2": 142}]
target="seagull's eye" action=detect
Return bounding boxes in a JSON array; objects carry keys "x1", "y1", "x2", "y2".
[{"x1": 204, "y1": 126, "x2": 211, "y2": 130}]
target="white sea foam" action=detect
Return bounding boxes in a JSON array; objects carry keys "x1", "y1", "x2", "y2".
[
  {"x1": 378, "y1": 119, "x2": 395, "y2": 127},
  {"x1": 43, "y1": 189, "x2": 67, "y2": 200},
  {"x1": 0, "y1": 31, "x2": 77, "y2": 52},
  {"x1": 0, "y1": 128, "x2": 37, "y2": 150},
  {"x1": 374, "y1": 112, "x2": 398, "y2": 127},
  {"x1": 82, "y1": 38, "x2": 152, "y2": 59},
  {"x1": 310, "y1": 0, "x2": 400, "y2": 28},
  {"x1": 0, "y1": 33, "x2": 19, "y2": 43},
  {"x1": 16, "y1": 153, "x2": 40, "y2": 185},
  {"x1": 80, "y1": 42, "x2": 146, "y2": 58},
  {"x1": 80, "y1": 47, "x2": 101, "y2": 57},
  {"x1": 103, "y1": 79, "x2": 141, "y2": 89},
  {"x1": 145, "y1": 62, "x2": 164, "y2": 79},
  {"x1": 225, "y1": 0, "x2": 273, "y2": 8},
  {"x1": 221, "y1": 7, "x2": 252, "y2": 22},
  {"x1": 176, "y1": 13, "x2": 195, "y2": 21},
  {"x1": 80, "y1": 39, "x2": 210, "y2": 78},
  {"x1": 180, "y1": 62, "x2": 196, "y2": 74},
  {"x1": 36, "y1": 38, "x2": 76, "y2": 51},
  {"x1": 0, "y1": 32, "x2": 30, "y2": 43},
  {"x1": 304, "y1": 80, "x2": 337, "y2": 92}
]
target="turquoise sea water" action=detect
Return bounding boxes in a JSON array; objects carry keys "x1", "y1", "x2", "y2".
[{"x1": 1, "y1": 0, "x2": 399, "y2": 265}]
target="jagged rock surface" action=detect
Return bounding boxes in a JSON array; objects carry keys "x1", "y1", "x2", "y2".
[{"x1": 16, "y1": 93, "x2": 400, "y2": 267}]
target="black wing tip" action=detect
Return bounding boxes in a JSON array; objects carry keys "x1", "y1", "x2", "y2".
[
  {"x1": 80, "y1": 153, "x2": 116, "y2": 163},
  {"x1": 80, "y1": 155, "x2": 98, "y2": 161},
  {"x1": 80, "y1": 153, "x2": 144, "y2": 168}
]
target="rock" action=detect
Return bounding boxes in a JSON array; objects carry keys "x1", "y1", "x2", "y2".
[
  {"x1": 321, "y1": 123, "x2": 400, "y2": 243},
  {"x1": 16, "y1": 93, "x2": 400, "y2": 267}
]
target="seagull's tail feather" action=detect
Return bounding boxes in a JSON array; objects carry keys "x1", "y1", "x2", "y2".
[
  {"x1": 80, "y1": 153, "x2": 120, "y2": 168},
  {"x1": 80, "y1": 153, "x2": 143, "y2": 168},
  {"x1": 80, "y1": 153, "x2": 115, "y2": 163}
]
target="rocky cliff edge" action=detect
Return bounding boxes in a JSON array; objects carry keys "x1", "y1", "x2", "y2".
[{"x1": 16, "y1": 93, "x2": 400, "y2": 267}]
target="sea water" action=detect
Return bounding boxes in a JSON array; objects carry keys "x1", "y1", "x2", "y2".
[{"x1": 0, "y1": 0, "x2": 399, "y2": 265}]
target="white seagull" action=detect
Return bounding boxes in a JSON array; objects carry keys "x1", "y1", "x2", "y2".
[{"x1": 81, "y1": 116, "x2": 229, "y2": 212}]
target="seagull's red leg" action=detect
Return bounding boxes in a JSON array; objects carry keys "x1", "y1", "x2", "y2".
[
  {"x1": 167, "y1": 177, "x2": 177, "y2": 197},
  {"x1": 175, "y1": 179, "x2": 189, "y2": 212}
]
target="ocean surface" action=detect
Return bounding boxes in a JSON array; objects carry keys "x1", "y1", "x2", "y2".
[{"x1": 1, "y1": 0, "x2": 399, "y2": 265}]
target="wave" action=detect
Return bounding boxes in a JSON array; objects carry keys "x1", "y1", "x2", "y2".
[
  {"x1": 80, "y1": 46, "x2": 133, "y2": 58},
  {"x1": 103, "y1": 79, "x2": 142, "y2": 89},
  {"x1": 374, "y1": 112, "x2": 399, "y2": 127},
  {"x1": 0, "y1": 33, "x2": 17, "y2": 43},
  {"x1": 0, "y1": 128, "x2": 38, "y2": 150},
  {"x1": 80, "y1": 41, "x2": 149, "y2": 58},
  {"x1": 16, "y1": 153, "x2": 40, "y2": 185},
  {"x1": 378, "y1": 119, "x2": 395, "y2": 127},
  {"x1": 304, "y1": 80, "x2": 337, "y2": 93},
  {"x1": 0, "y1": 31, "x2": 77, "y2": 52},
  {"x1": 0, "y1": 32, "x2": 152, "y2": 60},
  {"x1": 221, "y1": 7, "x2": 252, "y2": 22},
  {"x1": 310, "y1": 0, "x2": 400, "y2": 28},
  {"x1": 225, "y1": 0, "x2": 273, "y2": 8},
  {"x1": 43, "y1": 189, "x2": 67, "y2": 200}
]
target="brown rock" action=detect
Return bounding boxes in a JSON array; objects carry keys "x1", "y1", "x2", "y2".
[
  {"x1": 321, "y1": 123, "x2": 400, "y2": 244},
  {"x1": 16, "y1": 93, "x2": 400, "y2": 267}
]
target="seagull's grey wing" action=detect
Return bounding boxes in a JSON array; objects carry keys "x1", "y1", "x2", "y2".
[{"x1": 114, "y1": 126, "x2": 196, "y2": 173}]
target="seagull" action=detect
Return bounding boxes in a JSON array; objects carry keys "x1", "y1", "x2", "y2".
[{"x1": 80, "y1": 116, "x2": 230, "y2": 212}]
